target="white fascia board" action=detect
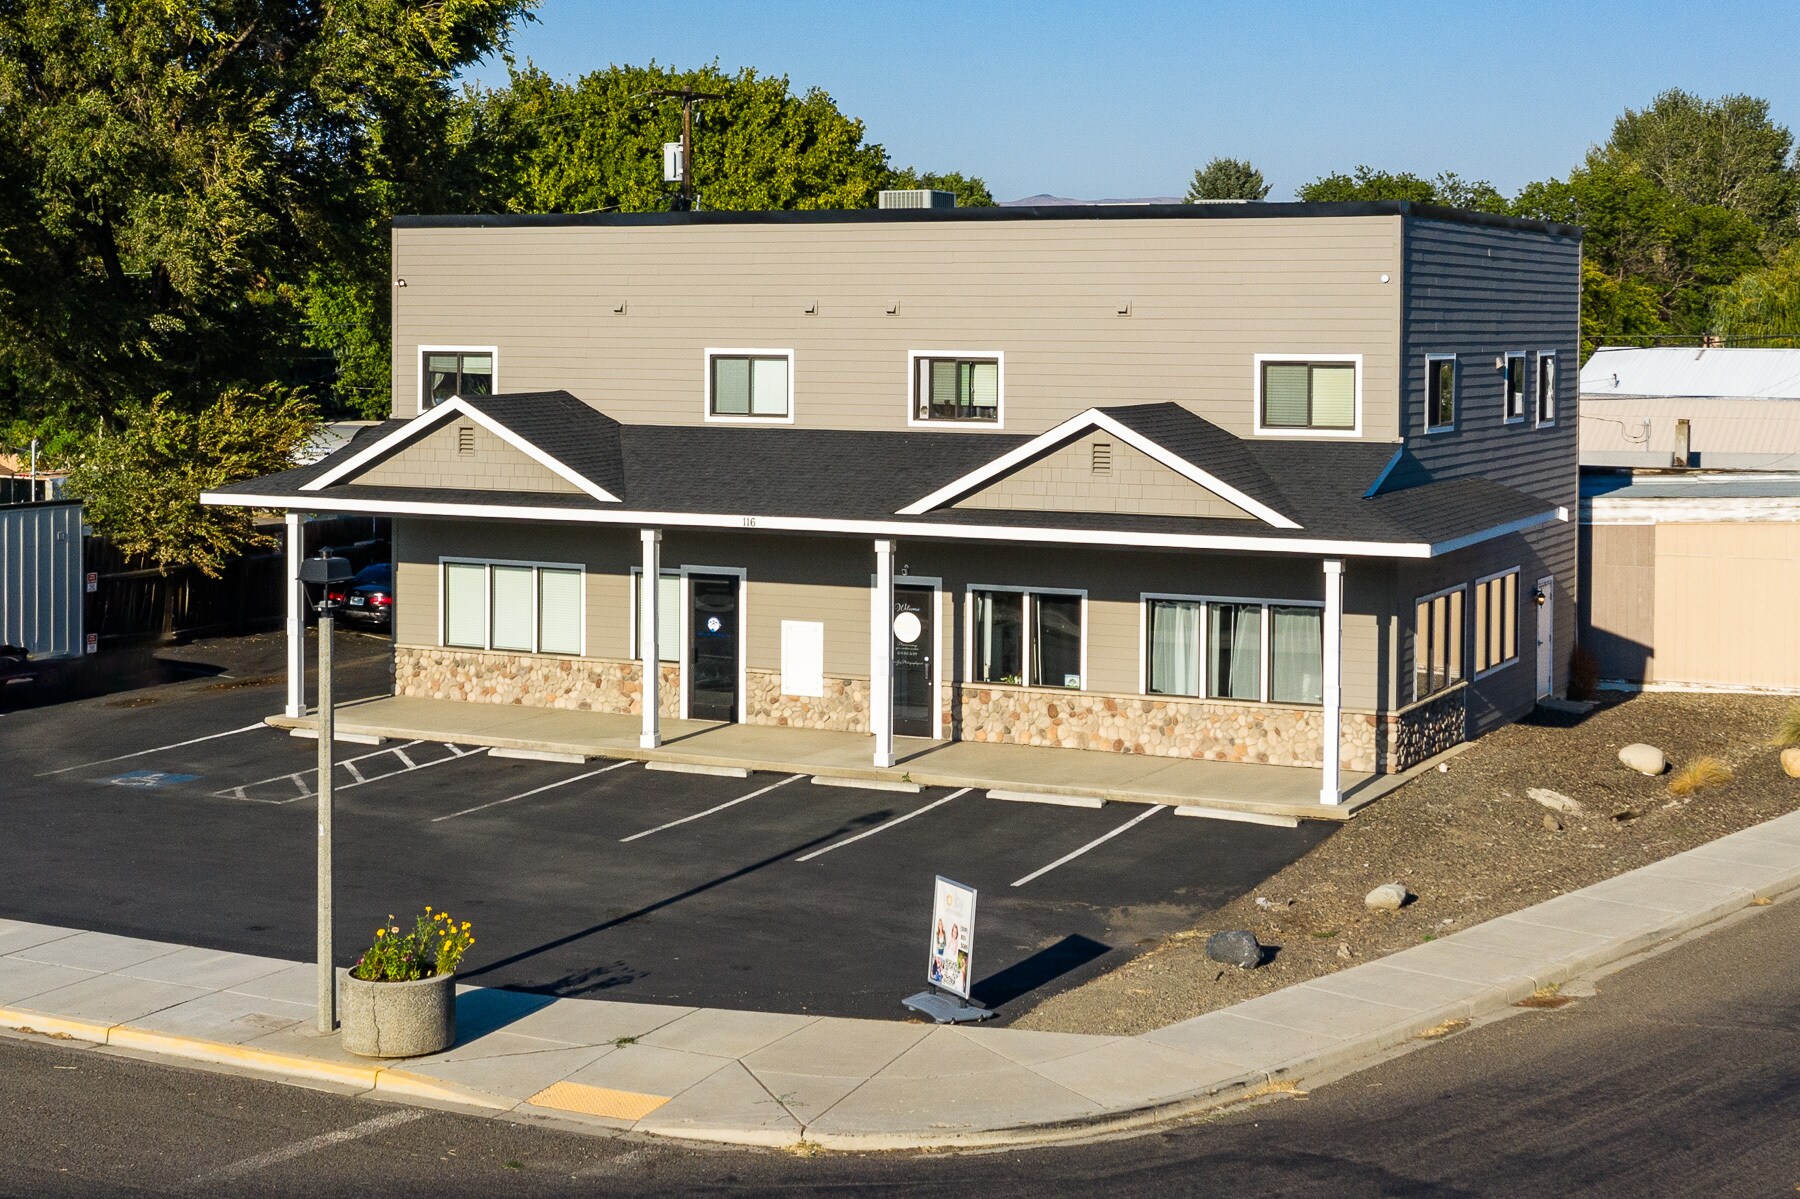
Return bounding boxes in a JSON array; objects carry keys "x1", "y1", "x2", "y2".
[
  {"x1": 894, "y1": 408, "x2": 1302, "y2": 530},
  {"x1": 202, "y1": 489, "x2": 1426, "y2": 558},
  {"x1": 301, "y1": 396, "x2": 620, "y2": 504},
  {"x1": 1425, "y1": 508, "x2": 1561, "y2": 556}
]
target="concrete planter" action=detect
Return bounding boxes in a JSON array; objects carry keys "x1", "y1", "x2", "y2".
[{"x1": 339, "y1": 972, "x2": 456, "y2": 1058}]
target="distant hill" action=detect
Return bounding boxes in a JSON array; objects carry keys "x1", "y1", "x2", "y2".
[{"x1": 1000, "y1": 193, "x2": 1186, "y2": 207}]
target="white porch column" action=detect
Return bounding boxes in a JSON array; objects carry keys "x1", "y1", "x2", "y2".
[
  {"x1": 1320, "y1": 557, "x2": 1345, "y2": 805},
  {"x1": 640, "y1": 528, "x2": 662, "y2": 749},
  {"x1": 872, "y1": 538, "x2": 896, "y2": 768},
  {"x1": 284, "y1": 511, "x2": 305, "y2": 718}
]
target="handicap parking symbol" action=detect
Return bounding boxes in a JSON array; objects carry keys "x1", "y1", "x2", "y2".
[{"x1": 100, "y1": 770, "x2": 200, "y2": 789}]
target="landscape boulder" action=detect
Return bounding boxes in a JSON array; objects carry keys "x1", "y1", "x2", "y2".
[
  {"x1": 1528, "y1": 788, "x2": 1585, "y2": 816},
  {"x1": 1205, "y1": 929, "x2": 1264, "y2": 969},
  {"x1": 1364, "y1": 882, "x2": 1409, "y2": 911},
  {"x1": 1619, "y1": 743, "x2": 1667, "y2": 776},
  {"x1": 1782, "y1": 747, "x2": 1800, "y2": 779}
]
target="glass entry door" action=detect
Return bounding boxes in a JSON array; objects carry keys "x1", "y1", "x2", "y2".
[
  {"x1": 892, "y1": 585, "x2": 935, "y2": 738},
  {"x1": 688, "y1": 574, "x2": 740, "y2": 721}
]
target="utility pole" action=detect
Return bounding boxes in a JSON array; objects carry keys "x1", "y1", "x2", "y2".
[
  {"x1": 646, "y1": 86, "x2": 724, "y2": 211},
  {"x1": 299, "y1": 549, "x2": 353, "y2": 1034}
]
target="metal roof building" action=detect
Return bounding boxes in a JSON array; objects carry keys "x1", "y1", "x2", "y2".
[{"x1": 1580, "y1": 347, "x2": 1800, "y2": 470}]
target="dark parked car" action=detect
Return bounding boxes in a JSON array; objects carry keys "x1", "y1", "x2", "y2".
[
  {"x1": 0, "y1": 644, "x2": 33, "y2": 686},
  {"x1": 332, "y1": 562, "x2": 394, "y2": 631}
]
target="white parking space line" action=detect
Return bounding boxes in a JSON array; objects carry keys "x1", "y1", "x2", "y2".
[
  {"x1": 214, "y1": 741, "x2": 485, "y2": 804},
  {"x1": 619, "y1": 774, "x2": 805, "y2": 843},
  {"x1": 1010, "y1": 804, "x2": 1168, "y2": 888},
  {"x1": 793, "y1": 788, "x2": 970, "y2": 862},
  {"x1": 431, "y1": 760, "x2": 633, "y2": 823},
  {"x1": 36, "y1": 723, "x2": 267, "y2": 777},
  {"x1": 177, "y1": 1108, "x2": 423, "y2": 1191}
]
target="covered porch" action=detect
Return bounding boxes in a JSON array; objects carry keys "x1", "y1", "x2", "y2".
[{"x1": 266, "y1": 693, "x2": 1416, "y2": 823}]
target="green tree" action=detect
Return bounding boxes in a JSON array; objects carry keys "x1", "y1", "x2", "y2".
[
  {"x1": 1711, "y1": 242, "x2": 1800, "y2": 345},
  {"x1": 0, "y1": 0, "x2": 529, "y2": 434},
  {"x1": 1299, "y1": 166, "x2": 1439, "y2": 204},
  {"x1": 66, "y1": 389, "x2": 319, "y2": 577},
  {"x1": 1593, "y1": 89, "x2": 1799, "y2": 241},
  {"x1": 1184, "y1": 157, "x2": 1270, "y2": 202},
  {"x1": 471, "y1": 63, "x2": 889, "y2": 214},
  {"x1": 1578, "y1": 259, "x2": 1664, "y2": 357}
]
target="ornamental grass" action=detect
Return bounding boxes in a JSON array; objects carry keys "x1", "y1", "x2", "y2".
[
  {"x1": 351, "y1": 906, "x2": 475, "y2": 982},
  {"x1": 1667, "y1": 756, "x2": 1733, "y2": 798}
]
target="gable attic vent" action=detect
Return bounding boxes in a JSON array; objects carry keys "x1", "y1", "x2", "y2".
[
  {"x1": 457, "y1": 425, "x2": 475, "y2": 456},
  {"x1": 1091, "y1": 440, "x2": 1113, "y2": 475}
]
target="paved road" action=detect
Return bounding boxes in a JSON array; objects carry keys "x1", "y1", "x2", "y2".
[
  {"x1": 0, "y1": 632, "x2": 1328, "y2": 1019},
  {"x1": 2, "y1": 890, "x2": 1794, "y2": 1197}
]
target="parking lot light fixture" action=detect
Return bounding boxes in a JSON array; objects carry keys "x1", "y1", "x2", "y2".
[{"x1": 299, "y1": 548, "x2": 354, "y2": 1033}]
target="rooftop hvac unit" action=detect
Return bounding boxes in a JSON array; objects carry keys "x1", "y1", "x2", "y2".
[{"x1": 877, "y1": 189, "x2": 956, "y2": 210}]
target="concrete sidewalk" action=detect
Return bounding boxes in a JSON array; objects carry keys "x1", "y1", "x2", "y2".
[
  {"x1": 4, "y1": 808, "x2": 1796, "y2": 1150},
  {"x1": 270, "y1": 694, "x2": 1395, "y2": 821}
]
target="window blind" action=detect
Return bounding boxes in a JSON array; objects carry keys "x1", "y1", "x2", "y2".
[{"x1": 537, "y1": 568, "x2": 582, "y2": 655}]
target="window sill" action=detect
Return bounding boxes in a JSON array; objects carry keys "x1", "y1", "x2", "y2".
[{"x1": 1472, "y1": 658, "x2": 1518, "y2": 681}]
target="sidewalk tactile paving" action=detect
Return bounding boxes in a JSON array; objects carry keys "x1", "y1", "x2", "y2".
[{"x1": 526, "y1": 1079, "x2": 668, "y2": 1122}]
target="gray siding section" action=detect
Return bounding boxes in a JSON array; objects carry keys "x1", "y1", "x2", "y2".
[
  {"x1": 1396, "y1": 217, "x2": 1581, "y2": 701},
  {"x1": 0, "y1": 501, "x2": 84, "y2": 658},
  {"x1": 391, "y1": 216, "x2": 1404, "y2": 440},
  {"x1": 953, "y1": 431, "x2": 1256, "y2": 519},
  {"x1": 358, "y1": 420, "x2": 580, "y2": 494}
]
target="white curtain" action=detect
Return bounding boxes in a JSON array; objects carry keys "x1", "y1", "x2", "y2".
[
  {"x1": 1209, "y1": 603, "x2": 1262, "y2": 700},
  {"x1": 1147, "y1": 599, "x2": 1200, "y2": 696},
  {"x1": 1270, "y1": 606, "x2": 1323, "y2": 704}
]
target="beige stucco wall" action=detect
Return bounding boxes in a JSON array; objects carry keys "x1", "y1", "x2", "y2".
[
  {"x1": 1650, "y1": 522, "x2": 1800, "y2": 690},
  {"x1": 390, "y1": 215, "x2": 1404, "y2": 439}
]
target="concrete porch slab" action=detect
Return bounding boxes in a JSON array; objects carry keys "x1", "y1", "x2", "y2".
[{"x1": 271, "y1": 694, "x2": 1400, "y2": 822}]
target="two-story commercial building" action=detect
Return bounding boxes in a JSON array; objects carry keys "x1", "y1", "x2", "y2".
[{"x1": 206, "y1": 198, "x2": 1580, "y2": 810}]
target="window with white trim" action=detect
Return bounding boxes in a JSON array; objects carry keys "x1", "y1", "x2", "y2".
[
  {"x1": 1426, "y1": 355, "x2": 1457, "y2": 431},
  {"x1": 707, "y1": 351, "x2": 791, "y2": 419},
  {"x1": 1504, "y1": 352, "x2": 1527, "y2": 422},
  {"x1": 630, "y1": 569, "x2": 681, "y2": 663},
  {"x1": 1472, "y1": 569, "x2": 1519, "y2": 676},
  {"x1": 423, "y1": 351, "x2": 493, "y2": 408},
  {"x1": 1413, "y1": 585, "x2": 1465, "y2": 700},
  {"x1": 914, "y1": 356, "x2": 1000, "y2": 423},
  {"x1": 1536, "y1": 352, "x2": 1557, "y2": 425},
  {"x1": 441, "y1": 560, "x2": 582, "y2": 655},
  {"x1": 1145, "y1": 596, "x2": 1323, "y2": 704},
  {"x1": 970, "y1": 587, "x2": 1083, "y2": 689},
  {"x1": 1260, "y1": 361, "x2": 1356, "y2": 430}
]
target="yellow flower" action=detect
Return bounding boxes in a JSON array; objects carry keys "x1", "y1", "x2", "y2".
[
  {"x1": 461, "y1": 922, "x2": 470, "y2": 931},
  {"x1": 375, "y1": 929, "x2": 385, "y2": 938}
]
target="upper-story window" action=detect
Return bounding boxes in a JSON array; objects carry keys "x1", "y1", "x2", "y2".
[
  {"x1": 910, "y1": 353, "x2": 1002, "y2": 426},
  {"x1": 1536, "y1": 352, "x2": 1557, "y2": 426},
  {"x1": 1425, "y1": 355, "x2": 1457, "y2": 432},
  {"x1": 1504, "y1": 352, "x2": 1528, "y2": 422},
  {"x1": 1256, "y1": 359, "x2": 1357, "y2": 433},
  {"x1": 422, "y1": 349, "x2": 495, "y2": 410},
  {"x1": 706, "y1": 349, "x2": 793, "y2": 421}
]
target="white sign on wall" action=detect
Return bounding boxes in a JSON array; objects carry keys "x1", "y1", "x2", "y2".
[
  {"x1": 926, "y1": 875, "x2": 977, "y2": 999},
  {"x1": 779, "y1": 619, "x2": 825, "y2": 698}
]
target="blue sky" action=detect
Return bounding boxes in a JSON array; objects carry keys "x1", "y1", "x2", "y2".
[{"x1": 466, "y1": 1, "x2": 1800, "y2": 202}]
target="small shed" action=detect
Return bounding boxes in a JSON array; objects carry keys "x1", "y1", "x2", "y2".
[
  {"x1": 1579, "y1": 347, "x2": 1800, "y2": 693},
  {"x1": 0, "y1": 498, "x2": 86, "y2": 659}
]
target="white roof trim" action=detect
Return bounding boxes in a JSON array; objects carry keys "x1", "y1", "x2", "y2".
[
  {"x1": 204, "y1": 490, "x2": 1557, "y2": 560},
  {"x1": 894, "y1": 408, "x2": 1301, "y2": 529},
  {"x1": 300, "y1": 397, "x2": 620, "y2": 504}
]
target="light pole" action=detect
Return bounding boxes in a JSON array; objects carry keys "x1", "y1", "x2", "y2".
[{"x1": 299, "y1": 548, "x2": 353, "y2": 1034}]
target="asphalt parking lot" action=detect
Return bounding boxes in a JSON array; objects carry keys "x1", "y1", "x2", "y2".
[{"x1": 0, "y1": 633, "x2": 1333, "y2": 1022}]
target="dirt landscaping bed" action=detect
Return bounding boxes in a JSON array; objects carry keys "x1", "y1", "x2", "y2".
[{"x1": 1014, "y1": 691, "x2": 1800, "y2": 1037}]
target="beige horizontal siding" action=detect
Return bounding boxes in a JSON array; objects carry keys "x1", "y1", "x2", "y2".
[
  {"x1": 392, "y1": 216, "x2": 1404, "y2": 439},
  {"x1": 390, "y1": 519, "x2": 1390, "y2": 713},
  {"x1": 1651, "y1": 522, "x2": 1800, "y2": 690}
]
